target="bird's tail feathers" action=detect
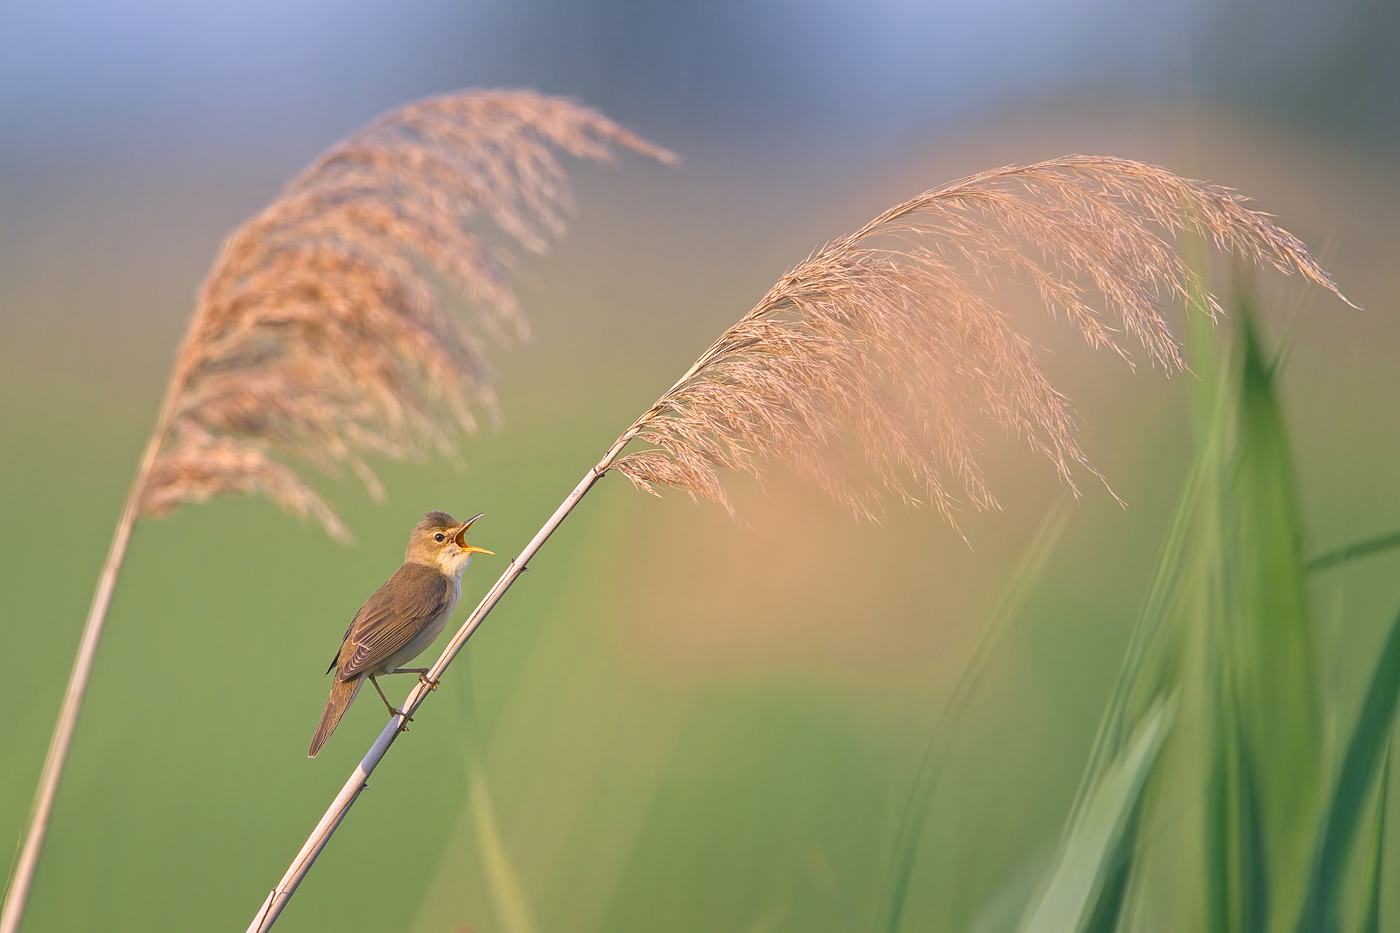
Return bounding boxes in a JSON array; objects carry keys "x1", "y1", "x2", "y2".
[{"x1": 309, "y1": 676, "x2": 362, "y2": 758}]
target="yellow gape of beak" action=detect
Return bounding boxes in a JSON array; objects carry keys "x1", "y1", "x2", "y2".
[{"x1": 453, "y1": 513, "x2": 494, "y2": 554}]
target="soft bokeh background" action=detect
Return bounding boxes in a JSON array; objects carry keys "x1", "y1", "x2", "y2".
[{"x1": 1, "y1": 1, "x2": 1397, "y2": 931}]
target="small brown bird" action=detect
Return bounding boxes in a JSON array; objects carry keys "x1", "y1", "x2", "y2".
[{"x1": 309, "y1": 511, "x2": 493, "y2": 757}]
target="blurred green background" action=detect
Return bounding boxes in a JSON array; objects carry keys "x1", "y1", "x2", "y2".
[{"x1": 1, "y1": 1, "x2": 1398, "y2": 931}]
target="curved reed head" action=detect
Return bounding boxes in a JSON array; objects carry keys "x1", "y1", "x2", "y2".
[
  {"x1": 613, "y1": 156, "x2": 1348, "y2": 525},
  {"x1": 138, "y1": 90, "x2": 674, "y2": 540}
]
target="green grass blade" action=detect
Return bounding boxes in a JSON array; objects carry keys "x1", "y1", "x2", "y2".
[
  {"x1": 1182, "y1": 227, "x2": 1222, "y2": 446},
  {"x1": 1069, "y1": 228, "x2": 1222, "y2": 801},
  {"x1": 1306, "y1": 529, "x2": 1400, "y2": 573},
  {"x1": 1207, "y1": 678, "x2": 1272, "y2": 933},
  {"x1": 1017, "y1": 697, "x2": 1175, "y2": 933},
  {"x1": 1081, "y1": 290, "x2": 1321, "y2": 933},
  {"x1": 1296, "y1": 602, "x2": 1400, "y2": 933},
  {"x1": 1356, "y1": 744, "x2": 1388, "y2": 933},
  {"x1": 453, "y1": 657, "x2": 538, "y2": 933},
  {"x1": 1072, "y1": 452, "x2": 1207, "y2": 819},
  {"x1": 878, "y1": 497, "x2": 1073, "y2": 933},
  {"x1": 1050, "y1": 256, "x2": 1228, "y2": 933},
  {"x1": 1201, "y1": 295, "x2": 1321, "y2": 933},
  {"x1": 1226, "y1": 304, "x2": 1321, "y2": 831},
  {"x1": 468, "y1": 769, "x2": 538, "y2": 933},
  {"x1": 1078, "y1": 825, "x2": 1134, "y2": 933}
]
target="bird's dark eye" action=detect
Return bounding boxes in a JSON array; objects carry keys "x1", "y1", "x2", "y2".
[{"x1": 434, "y1": 533, "x2": 445, "y2": 542}]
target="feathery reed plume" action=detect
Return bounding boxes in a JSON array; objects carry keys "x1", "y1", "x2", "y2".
[
  {"x1": 1, "y1": 90, "x2": 671, "y2": 933},
  {"x1": 247, "y1": 155, "x2": 1348, "y2": 931},
  {"x1": 613, "y1": 156, "x2": 1349, "y2": 522},
  {"x1": 145, "y1": 90, "x2": 675, "y2": 539}
]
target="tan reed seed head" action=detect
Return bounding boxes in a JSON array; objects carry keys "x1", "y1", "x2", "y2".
[
  {"x1": 138, "y1": 90, "x2": 675, "y2": 540},
  {"x1": 613, "y1": 155, "x2": 1349, "y2": 525}
]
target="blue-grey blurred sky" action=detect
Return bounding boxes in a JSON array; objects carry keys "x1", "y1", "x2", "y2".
[
  {"x1": 0, "y1": 0, "x2": 1393, "y2": 381},
  {"x1": 0, "y1": 0, "x2": 1393, "y2": 163}
]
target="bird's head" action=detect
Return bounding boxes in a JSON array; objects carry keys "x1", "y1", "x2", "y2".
[{"x1": 406, "y1": 510, "x2": 493, "y2": 577}]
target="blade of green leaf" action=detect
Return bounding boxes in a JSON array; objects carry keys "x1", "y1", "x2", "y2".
[
  {"x1": 1296, "y1": 602, "x2": 1400, "y2": 933},
  {"x1": 454, "y1": 656, "x2": 538, "y2": 933},
  {"x1": 878, "y1": 496, "x2": 1074, "y2": 933},
  {"x1": 1182, "y1": 227, "x2": 1222, "y2": 446},
  {"x1": 1226, "y1": 299, "x2": 1322, "y2": 852},
  {"x1": 1071, "y1": 451, "x2": 1206, "y2": 820},
  {"x1": 1356, "y1": 743, "x2": 1388, "y2": 933},
  {"x1": 1081, "y1": 291, "x2": 1321, "y2": 933},
  {"x1": 1196, "y1": 293, "x2": 1320, "y2": 933},
  {"x1": 1069, "y1": 226, "x2": 1220, "y2": 803},
  {"x1": 1207, "y1": 675, "x2": 1272, "y2": 933},
  {"x1": 1017, "y1": 697, "x2": 1176, "y2": 933},
  {"x1": 1307, "y1": 530, "x2": 1400, "y2": 574}
]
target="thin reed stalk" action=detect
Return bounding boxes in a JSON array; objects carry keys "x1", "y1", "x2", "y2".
[
  {"x1": 247, "y1": 449, "x2": 618, "y2": 932},
  {"x1": 0, "y1": 415, "x2": 167, "y2": 933},
  {"x1": 245, "y1": 155, "x2": 1347, "y2": 930},
  {"x1": 0, "y1": 89, "x2": 669, "y2": 933}
]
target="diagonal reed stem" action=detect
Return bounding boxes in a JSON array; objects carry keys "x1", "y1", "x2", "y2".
[
  {"x1": 2, "y1": 337, "x2": 202, "y2": 931},
  {"x1": 0, "y1": 424, "x2": 167, "y2": 933},
  {"x1": 244, "y1": 308, "x2": 749, "y2": 930},
  {"x1": 244, "y1": 430, "x2": 638, "y2": 932}
]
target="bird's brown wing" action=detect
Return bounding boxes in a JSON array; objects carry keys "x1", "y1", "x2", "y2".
[{"x1": 333, "y1": 562, "x2": 452, "y2": 680}]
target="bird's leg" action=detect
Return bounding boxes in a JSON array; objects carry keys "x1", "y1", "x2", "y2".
[
  {"x1": 368, "y1": 674, "x2": 413, "y2": 729},
  {"x1": 387, "y1": 667, "x2": 440, "y2": 690}
]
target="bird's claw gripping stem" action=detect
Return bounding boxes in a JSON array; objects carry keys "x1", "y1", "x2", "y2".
[{"x1": 418, "y1": 673, "x2": 440, "y2": 691}]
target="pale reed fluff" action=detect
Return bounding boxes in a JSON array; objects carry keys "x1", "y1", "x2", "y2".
[
  {"x1": 138, "y1": 90, "x2": 675, "y2": 539},
  {"x1": 612, "y1": 156, "x2": 1349, "y2": 524}
]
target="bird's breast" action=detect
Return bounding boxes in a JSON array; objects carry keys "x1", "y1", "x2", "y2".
[{"x1": 382, "y1": 575, "x2": 461, "y2": 672}]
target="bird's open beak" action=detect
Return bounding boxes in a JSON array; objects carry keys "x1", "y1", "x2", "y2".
[{"x1": 453, "y1": 513, "x2": 493, "y2": 555}]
